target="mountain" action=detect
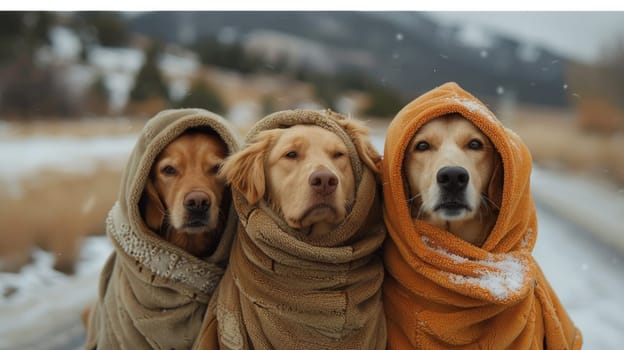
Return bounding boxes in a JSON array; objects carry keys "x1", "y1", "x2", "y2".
[{"x1": 129, "y1": 11, "x2": 570, "y2": 107}]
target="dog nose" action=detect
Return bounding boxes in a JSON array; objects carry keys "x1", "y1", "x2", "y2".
[
  {"x1": 437, "y1": 166, "x2": 469, "y2": 192},
  {"x1": 309, "y1": 169, "x2": 338, "y2": 196},
  {"x1": 184, "y1": 191, "x2": 211, "y2": 212}
]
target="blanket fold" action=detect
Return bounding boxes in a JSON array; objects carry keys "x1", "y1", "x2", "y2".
[
  {"x1": 195, "y1": 109, "x2": 387, "y2": 350},
  {"x1": 382, "y1": 82, "x2": 582, "y2": 349},
  {"x1": 85, "y1": 108, "x2": 240, "y2": 350}
]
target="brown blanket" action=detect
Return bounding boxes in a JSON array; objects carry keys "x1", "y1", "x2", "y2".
[
  {"x1": 194, "y1": 109, "x2": 387, "y2": 350},
  {"x1": 85, "y1": 108, "x2": 240, "y2": 350}
]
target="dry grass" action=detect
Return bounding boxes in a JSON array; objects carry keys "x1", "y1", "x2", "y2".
[
  {"x1": 1, "y1": 116, "x2": 149, "y2": 139},
  {"x1": 506, "y1": 105, "x2": 624, "y2": 184},
  {"x1": 0, "y1": 167, "x2": 121, "y2": 273},
  {"x1": 0, "y1": 117, "x2": 137, "y2": 273}
]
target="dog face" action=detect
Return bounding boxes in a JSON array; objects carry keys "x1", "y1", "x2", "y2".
[
  {"x1": 264, "y1": 125, "x2": 355, "y2": 229},
  {"x1": 141, "y1": 130, "x2": 227, "y2": 239},
  {"x1": 404, "y1": 114, "x2": 501, "y2": 244},
  {"x1": 221, "y1": 120, "x2": 380, "y2": 233}
]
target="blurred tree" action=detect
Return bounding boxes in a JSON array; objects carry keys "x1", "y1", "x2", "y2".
[
  {"x1": 193, "y1": 35, "x2": 261, "y2": 73},
  {"x1": 129, "y1": 43, "x2": 169, "y2": 102},
  {"x1": 261, "y1": 95, "x2": 277, "y2": 116},
  {"x1": 0, "y1": 56, "x2": 75, "y2": 119},
  {"x1": 78, "y1": 12, "x2": 129, "y2": 47},
  {"x1": 175, "y1": 79, "x2": 225, "y2": 115},
  {"x1": 292, "y1": 66, "x2": 405, "y2": 116},
  {"x1": 567, "y1": 36, "x2": 624, "y2": 133},
  {"x1": 362, "y1": 84, "x2": 405, "y2": 118},
  {"x1": 0, "y1": 12, "x2": 23, "y2": 63},
  {"x1": 601, "y1": 38, "x2": 624, "y2": 108},
  {"x1": 0, "y1": 12, "x2": 79, "y2": 119},
  {"x1": 84, "y1": 74, "x2": 110, "y2": 115},
  {"x1": 0, "y1": 12, "x2": 53, "y2": 63}
]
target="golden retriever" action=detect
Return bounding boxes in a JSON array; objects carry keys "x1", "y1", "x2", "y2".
[
  {"x1": 140, "y1": 129, "x2": 229, "y2": 257},
  {"x1": 404, "y1": 113, "x2": 502, "y2": 246},
  {"x1": 220, "y1": 121, "x2": 379, "y2": 235}
]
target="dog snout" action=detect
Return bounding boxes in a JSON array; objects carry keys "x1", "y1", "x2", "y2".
[
  {"x1": 437, "y1": 166, "x2": 469, "y2": 193},
  {"x1": 184, "y1": 191, "x2": 211, "y2": 213},
  {"x1": 309, "y1": 169, "x2": 338, "y2": 196}
]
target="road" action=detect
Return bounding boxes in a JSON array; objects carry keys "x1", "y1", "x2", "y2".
[{"x1": 532, "y1": 202, "x2": 624, "y2": 349}]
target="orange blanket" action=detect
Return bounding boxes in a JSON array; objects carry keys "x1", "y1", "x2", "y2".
[{"x1": 382, "y1": 82, "x2": 582, "y2": 349}]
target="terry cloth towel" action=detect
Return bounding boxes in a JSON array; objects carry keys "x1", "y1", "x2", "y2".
[
  {"x1": 382, "y1": 82, "x2": 582, "y2": 349},
  {"x1": 85, "y1": 109, "x2": 241, "y2": 350},
  {"x1": 194, "y1": 109, "x2": 387, "y2": 350}
]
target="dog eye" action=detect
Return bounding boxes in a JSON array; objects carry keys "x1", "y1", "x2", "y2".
[
  {"x1": 285, "y1": 151, "x2": 298, "y2": 159},
  {"x1": 161, "y1": 165, "x2": 177, "y2": 176},
  {"x1": 468, "y1": 139, "x2": 483, "y2": 150},
  {"x1": 333, "y1": 151, "x2": 345, "y2": 159},
  {"x1": 414, "y1": 141, "x2": 430, "y2": 152}
]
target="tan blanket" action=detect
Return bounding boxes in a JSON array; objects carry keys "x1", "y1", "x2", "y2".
[
  {"x1": 194, "y1": 109, "x2": 387, "y2": 350},
  {"x1": 85, "y1": 108, "x2": 240, "y2": 350}
]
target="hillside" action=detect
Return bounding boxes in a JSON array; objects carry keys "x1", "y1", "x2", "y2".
[{"x1": 129, "y1": 11, "x2": 571, "y2": 107}]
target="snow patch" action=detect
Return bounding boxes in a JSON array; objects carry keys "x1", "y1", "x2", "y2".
[
  {"x1": 421, "y1": 236, "x2": 527, "y2": 300},
  {"x1": 88, "y1": 47, "x2": 144, "y2": 73},
  {"x1": 49, "y1": 26, "x2": 82, "y2": 61},
  {"x1": 0, "y1": 135, "x2": 136, "y2": 179},
  {"x1": 448, "y1": 255, "x2": 527, "y2": 301},
  {"x1": 88, "y1": 47, "x2": 144, "y2": 111},
  {"x1": 0, "y1": 237, "x2": 112, "y2": 349},
  {"x1": 227, "y1": 101, "x2": 261, "y2": 127},
  {"x1": 521, "y1": 228, "x2": 534, "y2": 249},
  {"x1": 421, "y1": 236, "x2": 468, "y2": 264},
  {"x1": 159, "y1": 51, "x2": 200, "y2": 78},
  {"x1": 450, "y1": 97, "x2": 500, "y2": 125}
]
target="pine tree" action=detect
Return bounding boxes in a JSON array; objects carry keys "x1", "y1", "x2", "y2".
[
  {"x1": 129, "y1": 44, "x2": 169, "y2": 103},
  {"x1": 175, "y1": 79, "x2": 225, "y2": 115}
]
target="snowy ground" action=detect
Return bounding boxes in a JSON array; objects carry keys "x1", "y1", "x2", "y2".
[{"x1": 1, "y1": 132, "x2": 623, "y2": 349}]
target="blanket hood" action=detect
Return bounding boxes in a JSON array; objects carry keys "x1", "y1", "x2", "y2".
[
  {"x1": 195, "y1": 109, "x2": 387, "y2": 350},
  {"x1": 384, "y1": 81, "x2": 535, "y2": 254},
  {"x1": 85, "y1": 108, "x2": 241, "y2": 350},
  {"x1": 240, "y1": 108, "x2": 373, "y2": 247},
  {"x1": 120, "y1": 108, "x2": 240, "y2": 242},
  {"x1": 113, "y1": 108, "x2": 241, "y2": 290},
  {"x1": 381, "y1": 83, "x2": 581, "y2": 349}
]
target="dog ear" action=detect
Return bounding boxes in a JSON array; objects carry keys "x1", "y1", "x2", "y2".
[
  {"x1": 335, "y1": 118, "x2": 382, "y2": 174},
  {"x1": 140, "y1": 177, "x2": 165, "y2": 232},
  {"x1": 219, "y1": 130, "x2": 277, "y2": 205},
  {"x1": 487, "y1": 152, "x2": 504, "y2": 209}
]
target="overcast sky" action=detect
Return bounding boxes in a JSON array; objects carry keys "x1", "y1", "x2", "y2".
[{"x1": 428, "y1": 12, "x2": 624, "y2": 63}]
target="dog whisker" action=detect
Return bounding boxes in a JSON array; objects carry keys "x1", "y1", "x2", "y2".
[
  {"x1": 407, "y1": 193, "x2": 425, "y2": 219},
  {"x1": 480, "y1": 194, "x2": 500, "y2": 212}
]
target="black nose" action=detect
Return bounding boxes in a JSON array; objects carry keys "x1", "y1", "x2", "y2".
[
  {"x1": 184, "y1": 191, "x2": 211, "y2": 212},
  {"x1": 437, "y1": 166, "x2": 469, "y2": 193},
  {"x1": 309, "y1": 169, "x2": 338, "y2": 196}
]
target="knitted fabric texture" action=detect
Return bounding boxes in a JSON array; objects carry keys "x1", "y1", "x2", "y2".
[
  {"x1": 194, "y1": 109, "x2": 387, "y2": 350},
  {"x1": 382, "y1": 83, "x2": 582, "y2": 349},
  {"x1": 85, "y1": 108, "x2": 241, "y2": 350}
]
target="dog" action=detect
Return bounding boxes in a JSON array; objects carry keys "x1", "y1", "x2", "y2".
[
  {"x1": 140, "y1": 129, "x2": 230, "y2": 257},
  {"x1": 219, "y1": 121, "x2": 379, "y2": 236},
  {"x1": 403, "y1": 113, "x2": 502, "y2": 246}
]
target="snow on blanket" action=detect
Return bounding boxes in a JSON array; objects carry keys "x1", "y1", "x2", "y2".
[{"x1": 421, "y1": 235, "x2": 527, "y2": 301}]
